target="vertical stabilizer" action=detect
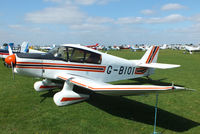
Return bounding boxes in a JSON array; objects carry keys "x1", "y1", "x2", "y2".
[
  {"x1": 8, "y1": 45, "x2": 13, "y2": 55},
  {"x1": 21, "y1": 42, "x2": 29, "y2": 53},
  {"x1": 140, "y1": 46, "x2": 160, "y2": 64}
]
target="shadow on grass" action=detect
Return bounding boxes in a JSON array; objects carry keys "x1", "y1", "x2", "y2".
[
  {"x1": 87, "y1": 93, "x2": 199, "y2": 132},
  {"x1": 40, "y1": 90, "x2": 58, "y2": 103},
  {"x1": 39, "y1": 78, "x2": 197, "y2": 132}
]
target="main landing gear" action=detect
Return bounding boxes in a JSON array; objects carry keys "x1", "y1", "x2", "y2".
[
  {"x1": 34, "y1": 78, "x2": 89, "y2": 106},
  {"x1": 53, "y1": 79, "x2": 89, "y2": 106},
  {"x1": 34, "y1": 79, "x2": 62, "y2": 92}
]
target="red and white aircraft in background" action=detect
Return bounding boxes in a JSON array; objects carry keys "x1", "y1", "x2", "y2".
[
  {"x1": 85, "y1": 43, "x2": 99, "y2": 50},
  {"x1": 5, "y1": 44, "x2": 186, "y2": 106}
]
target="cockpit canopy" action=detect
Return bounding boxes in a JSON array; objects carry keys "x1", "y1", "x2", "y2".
[{"x1": 48, "y1": 46, "x2": 102, "y2": 64}]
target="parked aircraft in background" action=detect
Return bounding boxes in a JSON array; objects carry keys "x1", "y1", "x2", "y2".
[
  {"x1": 0, "y1": 42, "x2": 28, "y2": 59},
  {"x1": 160, "y1": 44, "x2": 168, "y2": 50},
  {"x1": 86, "y1": 43, "x2": 99, "y2": 50},
  {"x1": 130, "y1": 45, "x2": 146, "y2": 52},
  {"x1": 185, "y1": 46, "x2": 200, "y2": 54},
  {"x1": 40, "y1": 45, "x2": 55, "y2": 51},
  {"x1": 0, "y1": 43, "x2": 14, "y2": 59},
  {"x1": 28, "y1": 48, "x2": 46, "y2": 54},
  {"x1": 0, "y1": 42, "x2": 45, "y2": 60},
  {"x1": 5, "y1": 44, "x2": 186, "y2": 106}
]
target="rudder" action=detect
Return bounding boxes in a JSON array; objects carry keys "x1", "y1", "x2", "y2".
[{"x1": 140, "y1": 46, "x2": 160, "y2": 64}]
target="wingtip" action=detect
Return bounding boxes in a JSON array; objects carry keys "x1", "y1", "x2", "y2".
[
  {"x1": 173, "y1": 86, "x2": 196, "y2": 91},
  {"x1": 185, "y1": 88, "x2": 196, "y2": 91}
]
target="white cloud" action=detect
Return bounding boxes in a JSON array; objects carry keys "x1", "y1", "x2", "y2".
[
  {"x1": 74, "y1": 0, "x2": 97, "y2": 5},
  {"x1": 141, "y1": 9, "x2": 154, "y2": 15},
  {"x1": 86, "y1": 17, "x2": 114, "y2": 24},
  {"x1": 21, "y1": 1, "x2": 198, "y2": 45},
  {"x1": 190, "y1": 14, "x2": 200, "y2": 22},
  {"x1": 96, "y1": 0, "x2": 118, "y2": 5},
  {"x1": 25, "y1": 6, "x2": 86, "y2": 24},
  {"x1": 116, "y1": 14, "x2": 186, "y2": 24},
  {"x1": 8, "y1": 24, "x2": 42, "y2": 33},
  {"x1": 147, "y1": 14, "x2": 186, "y2": 23},
  {"x1": 69, "y1": 23, "x2": 108, "y2": 31},
  {"x1": 116, "y1": 17, "x2": 143, "y2": 24},
  {"x1": 161, "y1": 3, "x2": 186, "y2": 11},
  {"x1": 8, "y1": 25, "x2": 23, "y2": 29}
]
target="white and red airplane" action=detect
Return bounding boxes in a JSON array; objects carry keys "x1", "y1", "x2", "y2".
[
  {"x1": 85, "y1": 43, "x2": 99, "y2": 50},
  {"x1": 5, "y1": 44, "x2": 186, "y2": 106}
]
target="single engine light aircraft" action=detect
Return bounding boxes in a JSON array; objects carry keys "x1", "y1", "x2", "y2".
[{"x1": 5, "y1": 44, "x2": 186, "y2": 106}]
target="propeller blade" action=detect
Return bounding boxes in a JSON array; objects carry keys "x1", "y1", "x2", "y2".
[{"x1": 11, "y1": 62, "x2": 15, "y2": 80}]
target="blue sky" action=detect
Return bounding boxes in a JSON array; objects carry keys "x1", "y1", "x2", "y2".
[{"x1": 0, "y1": 0, "x2": 200, "y2": 46}]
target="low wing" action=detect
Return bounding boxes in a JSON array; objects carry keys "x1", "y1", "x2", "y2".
[
  {"x1": 138, "y1": 63, "x2": 180, "y2": 69},
  {"x1": 57, "y1": 74, "x2": 185, "y2": 96}
]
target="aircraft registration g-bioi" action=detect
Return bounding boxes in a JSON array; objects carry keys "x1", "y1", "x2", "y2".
[{"x1": 5, "y1": 44, "x2": 186, "y2": 106}]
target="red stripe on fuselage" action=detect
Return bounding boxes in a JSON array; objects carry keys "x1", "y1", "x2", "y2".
[
  {"x1": 16, "y1": 66, "x2": 105, "y2": 72},
  {"x1": 16, "y1": 62, "x2": 106, "y2": 69},
  {"x1": 16, "y1": 63, "x2": 106, "y2": 72},
  {"x1": 0, "y1": 53, "x2": 9, "y2": 55}
]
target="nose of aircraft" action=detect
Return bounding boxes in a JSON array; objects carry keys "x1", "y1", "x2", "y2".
[{"x1": 5, "y1": 54, "x2": 16, "y2": 65}]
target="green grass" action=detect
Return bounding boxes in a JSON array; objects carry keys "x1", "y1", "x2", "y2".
[{"x1": 0, "y1": 50, "x2": 199, "y2": 134}]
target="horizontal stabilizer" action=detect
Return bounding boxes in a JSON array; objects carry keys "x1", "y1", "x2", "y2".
[{"x1": 138, "y1": 63, "x2": 180, "y2": 69}]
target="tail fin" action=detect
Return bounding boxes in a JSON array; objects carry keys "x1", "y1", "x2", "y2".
[
  {"x1": 20, "y1": 42, "x2": 29, "y2": 53},
  {"x1": 8, "y1": 44, "x2": 13, "y2": 55},
  {"x1": 139, "y1": 46, "x2": 180, "y2": 69},
  {"x1": 140, "y1": 46, "x2": 160, "y2": 64}
]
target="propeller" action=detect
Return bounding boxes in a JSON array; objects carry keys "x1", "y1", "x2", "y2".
[
  {"x1": 5, "y1": 45, "x2": 16, "y2": 80},
  {"x1": 11, "y1": 62, "x2": 15, "y2": 80}
]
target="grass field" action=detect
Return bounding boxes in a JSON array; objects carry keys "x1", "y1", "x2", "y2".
[{"x1": 0, "y1": 49, "x2": 199, "y2": 134}]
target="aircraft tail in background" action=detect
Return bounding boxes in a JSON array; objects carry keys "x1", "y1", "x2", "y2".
[{"x1": 20, "y1": 42, "x2": 29, "y2": 53}]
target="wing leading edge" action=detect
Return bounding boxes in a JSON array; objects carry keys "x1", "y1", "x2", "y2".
[{"x1": 57, "y1": 74, "x2": 186, "y2": 96}]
